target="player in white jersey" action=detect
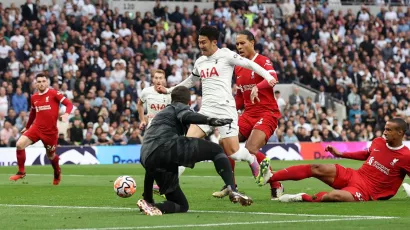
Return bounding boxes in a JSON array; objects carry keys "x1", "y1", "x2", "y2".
[
  {"x1": 137, "y1": 69, "x2": 185, "y2": 195},
  {"x1": 158, "y1": 26, "x2": 277, "y2": 194},
  {"x1": 137, "y1": 69, "x2": 172, "y2": 130}
]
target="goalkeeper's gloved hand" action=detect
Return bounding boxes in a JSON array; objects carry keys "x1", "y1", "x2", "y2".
[{"x1": 207, "y1": 118, "x2": 233, "y2": 126}]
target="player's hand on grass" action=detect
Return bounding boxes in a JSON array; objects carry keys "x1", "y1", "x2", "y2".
[
  {"x1": 325, "y1": 145, "x2": 343, "y2": 157},
  {"x1": 21, "y1": 128, "x2": 27, "y2": 134},
  {"x1": 250, "y1": 86, "x2": 260, "y2": 104},
  {"x1": 207, "y1": 118, "x2": 233, "y2": 126},
  {"x1": 156, "y1": 85, "x2": 167, "y2": 94},
  {"x1": 60, "y1": 113, "x2": 69, "y2": 122},
  {"x1": 139, "y1": 121, "x2": 147, "y2": 130}
]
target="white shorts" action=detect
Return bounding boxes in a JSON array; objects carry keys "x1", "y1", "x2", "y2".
[{"x1": 197, "y1": 104, "x2": 238, "y2": 139}]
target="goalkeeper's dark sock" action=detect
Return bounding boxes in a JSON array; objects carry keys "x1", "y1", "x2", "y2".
[
  {"x1": 213, "y1": 153, "x2": 236, "y2": 192},
  {"x1": 155, "y1": 186, "x2": 189, "y2": 214},
  {"x1": 155, "y1": 201, "x2": 183, "y2": 214},
  {"x1": 228, "y1": 156, "x2": 236, "y2": 185}
]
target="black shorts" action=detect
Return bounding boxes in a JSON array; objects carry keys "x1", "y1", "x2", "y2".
[
  {"x1": 143, "y1": 136, "x2": 223, "y2": 194},
  {"x1": 144, "y1": 136, "x2": 201, "y2": 170},
  {"x1": 143, "y1": 137, "x2": 200, "y2": 194}
]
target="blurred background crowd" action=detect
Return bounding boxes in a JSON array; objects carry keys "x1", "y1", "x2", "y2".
[{"x1": 0, "y1": 0, "x2": 409, "y2": 147}]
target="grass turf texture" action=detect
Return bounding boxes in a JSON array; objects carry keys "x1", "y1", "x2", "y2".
[{"x1": 0, "y1": 160, "x2": 409, "y2": 230}]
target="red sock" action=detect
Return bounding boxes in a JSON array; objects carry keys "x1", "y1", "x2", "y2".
[
  {"x1": 270, "y1": 165, "x2": 312, "y2": 182},
  {"x1": 228, "y1": 157, "x2": 236, "y2": 185},
  {"x1": 16, "y1": 149, "x2": 26, "y2": 173},
  {"x1": 255, "y1": 152, "x2": 281, "y2": 189},
  {"x1": 51, "y1": 154, "x2": 60, "y2": 172},
  {"x1": 302, "y1": 192, "x2": 328, "y2": 202}
]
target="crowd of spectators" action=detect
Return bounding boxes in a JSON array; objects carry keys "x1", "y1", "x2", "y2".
[{"x1": 0, "y1": 0, "x2": 409, "y2": 147}]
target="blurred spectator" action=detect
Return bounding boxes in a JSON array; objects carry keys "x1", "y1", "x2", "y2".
[{"x1": 0, "y1": 0, "x2": 407, "y2": 146}]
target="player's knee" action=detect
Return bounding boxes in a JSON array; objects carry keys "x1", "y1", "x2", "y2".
[
  {"x1": 244, "y1": 143, "x2": 259, "y2": 155},
  {"x1": 310, "y1": 164, "x2": 329, "y2": 177},
  {"x1": 213, "y1": 152, "x2": 228, "y2": 162},
  {"x1": 323, "y1": 191, "x2": 344, "y2": 202},
  {"x1": 209, "y1": 143, "x2": 224, "y2": 156},
  {"x1": 16, "y1": 140, "x2": 27, "y2": 150},
  {"x1": 180, "y1": 201, "x2": 189, "y2": 213}
]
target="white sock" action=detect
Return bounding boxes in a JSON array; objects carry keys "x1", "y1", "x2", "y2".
[
  {"x1": 229, "y1": 147, "x2": 255, "y2": 164},
  {"x1": 178, "y1": 166, "x2": 186, "y2": 177}
]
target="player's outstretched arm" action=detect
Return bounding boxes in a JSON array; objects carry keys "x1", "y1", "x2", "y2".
[
  {"x1": 227, "y1": 51, "x2": 277, "y2": 86},
  {"x1": 177, "y1": 109, "x2": 232, "y2": 126},
  {"x1": 160, "y1": 74, "x2": 200, "y2": 94},
  {"x1": 325, "y1": 145, "x2": 370, "y2": 161}
]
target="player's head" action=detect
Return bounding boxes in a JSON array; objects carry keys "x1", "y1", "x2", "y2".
[
  {"x1": 383, "y1": 118, "x2": 407, "y2": 146},
  {"x1": 198, "y1": 26, "x2": 219, "y2": 56},
  {"x1": 152, "y1": 69, "x2": 167, "y2": 87},
  {"x1": 171, "y1": 86, "x2": 190, "y2": 105},
  {"x1": 35, "y1": 73, "x2": 49, "y2": 92},
  {"x1": 236, "y1": 30, "x2": 256, "y2": 59}
]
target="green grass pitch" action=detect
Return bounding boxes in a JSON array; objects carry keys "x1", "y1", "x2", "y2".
[{"x1": 0, "y1": 160, "x2": 409, "y2": 230}]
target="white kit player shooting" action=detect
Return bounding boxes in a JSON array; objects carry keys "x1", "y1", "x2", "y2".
[
  {"x1": 157, "y1": 26, "x2": 277, "y2": 194},
  {"x1": 137, "y1": 69, "x2": 185, "y2": 194}
]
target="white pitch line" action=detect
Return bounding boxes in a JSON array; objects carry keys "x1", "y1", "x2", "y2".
[
  {"x1": 0, "y1": 174, "x2": 220, "y2": 178},
  {"x1": 0, "y1": 204, "x2": 397, "y2": 219},
  {"x1": 56, "y1": 217, "x2": 393, "y2": 230}
]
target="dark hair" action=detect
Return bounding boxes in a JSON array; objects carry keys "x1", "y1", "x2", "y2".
[
  {"x1": 238, "y1": 30, "x2": 255, "y2": 42},
  {"x1": 36, "y1": 73, "x2": 47, "y2": 79},
  {"x1": 171, "y1": 86, "x2": 190, "y2": 104},
  {"x1": 199, "y1": 26, "x2": 220, "y2": 42},
  {"x1": 390, "y1": 118, "x2": 407, "y2": 134}
]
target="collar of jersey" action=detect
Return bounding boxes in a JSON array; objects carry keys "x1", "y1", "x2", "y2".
[{"x1": 38, "y1": 88, "x2": 49, "y2": 95}]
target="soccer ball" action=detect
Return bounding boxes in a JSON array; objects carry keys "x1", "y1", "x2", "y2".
[{"x1": 114, "y1": 175, "x2": 136, "y2": 198}]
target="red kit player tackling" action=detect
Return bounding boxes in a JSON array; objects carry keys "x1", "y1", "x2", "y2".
[
  {"x1": 212, "y1": 30, "x2": 283, "y2": 200},
  {"x1": 260, "y1": 118, "x2": 410, "y2": 202},
  {"x1": 9, "y1": 74, "x2": 73, "y2": 185}
]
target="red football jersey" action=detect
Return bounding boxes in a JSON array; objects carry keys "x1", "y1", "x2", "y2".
[
  {"x1": 30, "y1": 88, "x2": 65, "y2": 134},
  {"x1": 234, "y1": 54, "x2": 280, "y2": 116},
  {"x1": 357, "y1": 137, "x2": 410, "y2": 200}
]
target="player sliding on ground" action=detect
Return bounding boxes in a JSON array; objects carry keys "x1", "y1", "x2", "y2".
[
  {"x1": 137, "y1": 69, "x2": 185, "y2": 194},
  {"x1": 157, "y1": 26, "x2": 277, "y2": 190},
  {"x1": 138, "y1": 86, "x2": 252, "y2": 216},
  {"x1": 10, "y1": 73, "x2": 73, "y2": 185},
  {"x1": 258, "y1": 118, "x2": 410, "y2": 202},
  {"x1": 212, "y1": 30, "x2": 283, "y2": 200}
]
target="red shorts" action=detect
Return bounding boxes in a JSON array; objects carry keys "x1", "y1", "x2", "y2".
[
  {"x1": 238, "y1": 111, "x2": 278, "y2": 142},
  {"x1": 332, "y1": 164, "x2": 372, "y2": 201},
  {"x1": 24, "y1": 127, "x2": 58, "y2": 152}
]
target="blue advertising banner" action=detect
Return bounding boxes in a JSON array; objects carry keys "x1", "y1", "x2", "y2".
[{"x1": 97, "y1": 145, "x2": 141, "y2": 164}]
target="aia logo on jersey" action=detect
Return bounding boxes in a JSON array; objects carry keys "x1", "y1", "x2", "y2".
[
  {"x1": 151, "y1": 104, "x2": 166, "y2": 111},
  {"x1": 200, "y1": 67, "x2": 219, "y2": 79}
]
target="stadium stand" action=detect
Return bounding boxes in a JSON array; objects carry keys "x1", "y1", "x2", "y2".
[{"x1": 0, "y1": 0, "x2": 409, "y2": 146}]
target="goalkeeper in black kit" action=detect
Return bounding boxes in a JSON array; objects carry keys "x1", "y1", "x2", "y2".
[{"x1": 138, "y1": 86, "x2": 253, "y2": 215}]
